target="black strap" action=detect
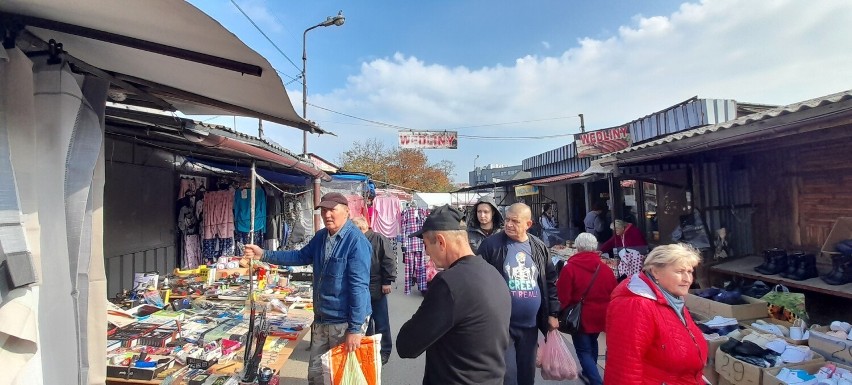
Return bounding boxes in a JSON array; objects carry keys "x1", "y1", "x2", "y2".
[{"x1": 577, "y1": 264, "x2": 601, "y2": 305}]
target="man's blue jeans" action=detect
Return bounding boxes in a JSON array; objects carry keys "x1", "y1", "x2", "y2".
[
  {"x1": 571, "y1": 332, "x2": 603, "y2": 385},
  {"x1": 366, "y1": 295, "x2": 392, "y2": 358},
  {"x1": 504, "y1": 326, "x2": 538, "y2": 385}
]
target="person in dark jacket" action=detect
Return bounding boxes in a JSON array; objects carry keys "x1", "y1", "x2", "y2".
[
  {"x1": 352, "y1": 217, "x2": 397, "y2": 365},
  {"x1": 477, "y1": 203, "x2": 560, "y2": 385},
  {"x1": 397, "y1": 205, "x2": 511, "y2": 385},
  {"x1": 557, "y1": 233, "x2": 618, "y2": 385},
  {"x1": 466, "y1": 196, "x2": 503, "y2": 252},
  {"x1": 604, "y1": 243, "x2": 708, "y2": 385}
]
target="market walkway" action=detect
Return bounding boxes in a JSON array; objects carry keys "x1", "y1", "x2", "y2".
[{"x1": 279, "y1": 250, "x2": 605, "y2": 384}]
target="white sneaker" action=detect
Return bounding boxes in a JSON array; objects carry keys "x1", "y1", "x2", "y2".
[
  {"x1": 830, "y1": 321, "x2": 852, "y2": 333},
  {"x1": 752, "y1": 321, "x2": 788, "y2": 337},
  {"x1": 781, "y1": 345, "x2": 814, "y2": 363},
  {"x1": 704, "y1": 315, "x2": 738, "y2": 327}
]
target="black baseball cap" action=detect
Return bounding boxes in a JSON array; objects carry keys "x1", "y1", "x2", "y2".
[
  {"x1": 316, "y1": 192, "x2": 349, "y2": 210},
  {"x1": 409, "y1": 205, "x2": 466, "y2": 238}
]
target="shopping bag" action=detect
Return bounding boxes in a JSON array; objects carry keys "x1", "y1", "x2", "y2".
[
  {"x1": 535, "y1": 330, "x2": 579, "y2": 380},
  {"x1": 761, "y1": 284, "x2": 808, "y2": 323},
  {"x1": 341, "y1": 352, "x2": 369, "y2": 385},
  {"x1": 320, "y1": 334, "x2": 382, "y2": 385}
]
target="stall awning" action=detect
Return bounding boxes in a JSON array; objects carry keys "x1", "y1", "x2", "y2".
[
  {"x1": 581, "y1": 157, "x2": 617, "y2": 176},
  {"x1": 0, "y1": 0, "x2": 326, "y2": 134},
  {"x1": 529, "y1": 172, "x2": 583, "y2": 186}
]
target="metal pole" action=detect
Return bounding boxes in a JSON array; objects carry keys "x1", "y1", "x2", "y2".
[
  {"x1": 579, "y1": 113, "x2": 585, "y2": 133},
  {"x1": 249, "y1": 161, "x2": 257, "y2": 307},
  {"x1": 302, "y1": 28, "x2": 309, "y2": 156},
  {"x1": 313, "y1": 177, "x2": 322, "y2": 232}
]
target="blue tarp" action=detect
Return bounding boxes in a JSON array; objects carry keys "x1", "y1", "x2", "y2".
[{"x1": 186, "y1": 157, "x2": 310, "y2": 186}]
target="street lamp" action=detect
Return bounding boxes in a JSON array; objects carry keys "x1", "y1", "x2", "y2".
[
  {"x1": 302, "y1": 11, "x2": 344, "y2": 232},
  {"x1": 302, "y1": 10, "x2": 345, "y2": 156}
]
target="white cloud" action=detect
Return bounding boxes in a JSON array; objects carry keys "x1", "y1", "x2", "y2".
[
  {"x1": 541, "y1": 41, "x2": 551, "y2": 49},
  {"x1": 261, "y1": 0, "x2": 852, "y2": 180}
]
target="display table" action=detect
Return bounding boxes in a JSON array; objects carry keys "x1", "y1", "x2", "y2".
[
  {"x1": 105, "y1": 308, "x2": 312, "y2": 385},
  {"x1": 710, "y1": 255, "x2": 852, "y2": 299}
]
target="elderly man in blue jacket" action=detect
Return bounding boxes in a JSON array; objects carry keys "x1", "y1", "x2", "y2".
[{"x1": 244, "y1": 192, "x2": 372, "y2": 385}]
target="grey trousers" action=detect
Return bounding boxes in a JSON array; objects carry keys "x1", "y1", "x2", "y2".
[{"x1": 308, "y1": 323, "x2": 349, "y2": 385}]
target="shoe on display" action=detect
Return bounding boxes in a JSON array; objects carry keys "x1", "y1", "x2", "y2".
[
  {"x1": 826, "y1": 330, "x2": 849, "y2": 340},
  {"x1": 781, "y1": 345, "x2": 814, "y2": 363},
  {"x1": 830, "y1": 321, "x2": 852, "y2": 333},
  {"x1": 781, "y1": 252, "x2": 805, "y2": 279},
  {"x1": 823, "y1": 254, "x2": 852, "y2": 285},
  {"x1": 791, "y1": 254, "x2": 819, "y2": 281},
  {"x1": 766, "y1": 338, "x2": 790, "y2": 354},
  {"x1": 704, "y1": 316, "x2": 738, "y2": 328},
  {"x1": 756, "y1": 248, "x2": 788, "y2": 275},
  {"x1": 752, "y1": 320, "x2": 789, "y2": 338}
]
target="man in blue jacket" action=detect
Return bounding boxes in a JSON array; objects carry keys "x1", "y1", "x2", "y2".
[{"x1": 244, "y1": 192, "x2": 372, "y2": 385}]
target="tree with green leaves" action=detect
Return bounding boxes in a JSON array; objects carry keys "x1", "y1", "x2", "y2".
[{"x1": 338, "y1": 139, "x2": 455, "y2": 192}]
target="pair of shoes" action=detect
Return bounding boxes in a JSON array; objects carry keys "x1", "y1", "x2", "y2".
[{"x1": 381, "y1": 353, "x2": 390, "y2": 365}]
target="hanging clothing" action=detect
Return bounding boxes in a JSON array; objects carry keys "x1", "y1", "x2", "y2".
[
  {"x1": 346, "y1": 194, "x2": 367, "y2": 219},
  {"x1": 404, "y1": 251, "x2": 428, "y2": 295},
  {"x1": 234, "y1": 187, "x2": 266, "y2": 233},
  {"x1": 184, "y1": 234, "x2": 201, "y2": 268},
  {"x1": 202, "y1": 189, "x2": 234, "y2": 240},
  {"x1": 401, "y1": 206, "x2": 427, "y2": 253},
  {"x1": 371, "y1": 194, "x2": 402, "y2": 238},
  {"x1": 234, "y1": 230, "x2": 264, "y2": 256}
]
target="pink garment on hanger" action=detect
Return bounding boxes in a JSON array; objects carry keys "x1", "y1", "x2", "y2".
[
  {"x1": 371, "y1": 194, "x2": 401, "y2": 237},
  {"x1": 346, "y1": 194, "x2": 367, "y2": 219}
]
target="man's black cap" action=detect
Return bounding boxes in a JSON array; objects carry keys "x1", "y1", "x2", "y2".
[{"x1": 409, "y1": 205, "x2": 466, "y2": 238}]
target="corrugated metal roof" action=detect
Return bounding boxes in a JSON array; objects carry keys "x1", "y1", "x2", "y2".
[
  {"x1": 529, "y1": 172, "x2": 583, "y2": 185},
  {"x1": 522, "y1": 143, "x2": 577, "y2": 170},
  {"x1": 612, "y1": 89, "x2": 852, "y2": 156}
]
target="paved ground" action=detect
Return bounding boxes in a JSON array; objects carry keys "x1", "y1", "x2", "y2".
[{"x1": 279, "y1": 248, "x2": 605, "y2": 384}]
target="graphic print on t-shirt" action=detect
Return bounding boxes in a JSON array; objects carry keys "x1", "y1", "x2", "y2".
[{"x1": 503, "y1": 240, "x2": 540, "y2": 328}]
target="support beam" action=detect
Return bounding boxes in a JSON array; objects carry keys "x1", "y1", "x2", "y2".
[{"x1": 1, "y1": 11, "x2": 262, "y2": 76}]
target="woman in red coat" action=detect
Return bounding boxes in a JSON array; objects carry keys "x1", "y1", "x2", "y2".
[
  {"x1": 604, "y1": 243, "x2": 708, "y2": 385},
  {"x1": 557, "y1": 233, "x2": 618, "y2": 385}
]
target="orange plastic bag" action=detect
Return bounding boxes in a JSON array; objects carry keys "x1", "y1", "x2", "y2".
[{"x1": 320, "y1": 334, "x2": 382, "y2": 385}]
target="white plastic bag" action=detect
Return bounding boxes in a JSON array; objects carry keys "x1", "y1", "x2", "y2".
[{"x1": 536, "y1": 330, "x2": 579, "y2": 380}]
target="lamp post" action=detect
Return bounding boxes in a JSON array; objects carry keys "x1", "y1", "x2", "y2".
[
  {"x1": 302, "y1": 11, "x2": 344, "y2": 233},
  {"x1": 302, "y1": 10, "x2": 345, "y2": 156}
]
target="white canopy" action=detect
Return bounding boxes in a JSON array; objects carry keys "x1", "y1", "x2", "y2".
[{"x1": 0, "y1": 0, "x2": 324, "y2": 133}]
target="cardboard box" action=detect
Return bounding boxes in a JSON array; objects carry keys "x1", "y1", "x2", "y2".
[
  {"x1": 761, "y1": 360, "x2": 852, "y2": 385},
  {"x1": 820, "y1": 217, "x2": 852, "y2": 255},
  {"x1": 808, "y1": 326, "x2": 852, "y2": 365},
  {"x1": 686, "y1": 291, "x2": 769, "y2": 321},
  {"x1": 715, "y1": 348, "x2": 824, "y2": 385},
  {"x1": 739, "y1": 318, "x2": 808, "y2": 345}
]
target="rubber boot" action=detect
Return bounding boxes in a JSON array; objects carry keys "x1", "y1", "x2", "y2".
[
  {"x1": 780, "y1": 252, "x2": 804, "y2": 279},
  {"x1": 756, "y1": 248, "x2": 785, "y2": 275},
  {"x1": 790, "y1": 253, "x2": 818, "y2": 281},
  {"x1": 823, "y1": 254, "x2": 852, "y2": 285}
]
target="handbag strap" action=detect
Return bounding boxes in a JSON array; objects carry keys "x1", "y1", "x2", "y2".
[{"x1": 577, "y1": 264, "x2": 601, "y2": 304}]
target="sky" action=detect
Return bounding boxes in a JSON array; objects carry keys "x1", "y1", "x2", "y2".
[{"x1": 188, "y1": 0, "x2": 852, "y2": 183}]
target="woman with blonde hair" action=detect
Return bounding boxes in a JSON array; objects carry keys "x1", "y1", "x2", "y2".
[
  {"x1": 604, "y1": 244, "x2": 708, "y2": 385},
  {"x1": 557, "y1": 233, "x2": 617, "y2": 385}
]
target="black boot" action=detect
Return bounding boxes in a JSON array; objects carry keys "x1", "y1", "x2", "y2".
[
  {"x1": 780, "y1": 252, "x2": 804, "y2": 278},
  {"x1": 756, "y1": 248, "x2": 787, "y2": 275},
  {"x1": 755, "y1": 248, "x2": 785, "y2": 275},
  {"x1": 790, "y1": 253, "x2": 818, "y2": 281},
  {"x1": 823, "y1": 254, "x2": 852, "y2": 285},
  {"x1": 824, "y1": 254, "x2": 842, "y2": 280}
]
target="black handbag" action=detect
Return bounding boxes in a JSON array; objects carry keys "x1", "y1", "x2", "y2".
[{"x1": 558, "y1": 263, "x2": 600, "y2": 334}]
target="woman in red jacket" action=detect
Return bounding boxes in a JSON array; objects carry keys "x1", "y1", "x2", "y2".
[
  {"x1": 557, "y1": 233, "x2": 618, "y2": 385},
  {"x1": 599, "y1": 220, "x2": 648, "y2": 280},
  {"x1": 603, "y1": 243, "x2": 708, "y2": 385}
]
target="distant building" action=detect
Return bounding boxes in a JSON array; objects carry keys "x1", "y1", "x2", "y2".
[{"x1": 469, "y1": 164, "x2": 527, "y2": 186}]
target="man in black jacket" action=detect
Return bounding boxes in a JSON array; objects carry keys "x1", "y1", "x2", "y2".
[
  {"x1": 397, "y1": 205, "x2": 511, "y2": 385},
  {"x1": 477, "y1": 203, "x2": 560, "y2": 385},
  {"x1": 352, "y1": 217, "x2": 397, "y2": 365}
]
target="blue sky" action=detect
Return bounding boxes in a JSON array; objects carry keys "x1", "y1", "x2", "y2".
[{"x1": 188, "y1": 0, "x2": 852, "y2": 183}]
